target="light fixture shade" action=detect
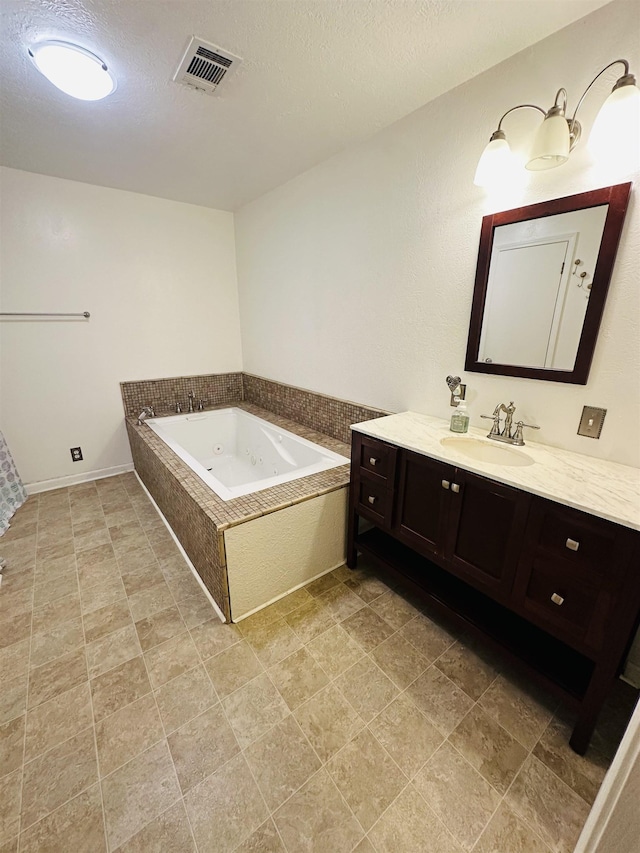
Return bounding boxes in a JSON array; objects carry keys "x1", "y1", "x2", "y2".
[
  {"x1": 29, "y1": 41, "x2": 116, "y2": 101},
  {"x1": 589, "y1": 81, "x2": 640, "y2": 160},
  {"x1": 474, "y1": 135, "x2": 513, "y2": 187},
  {"x1": 526, "y1": 114, "x2": 570, "y2": 170}
]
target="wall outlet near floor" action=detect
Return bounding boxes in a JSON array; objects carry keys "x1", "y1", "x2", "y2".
[
  {"x1": 70, "y1": 446, "x2": 83, "y2": 462},
  {"x1": 577, "y1": 406, "x2": 607, "y2": 439}
]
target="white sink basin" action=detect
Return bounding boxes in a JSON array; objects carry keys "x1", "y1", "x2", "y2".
[{"x1": 440, "y1": 436, "x2": 535, "y2": 467}]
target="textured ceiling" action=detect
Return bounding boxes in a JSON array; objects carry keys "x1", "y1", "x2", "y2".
[{"x1": 0, "y1": 0, "x2": 611, "y2": 211}]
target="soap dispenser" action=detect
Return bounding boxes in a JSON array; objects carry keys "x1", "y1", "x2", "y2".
[{"x1": 450, "y1": 400, "x2": 469, "y2": 434}]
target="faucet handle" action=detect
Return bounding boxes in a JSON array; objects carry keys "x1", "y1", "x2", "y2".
[
  {"x1": 175, "y1": 401, "x2": 182, "y2": 413},
  {"x1": 481, "y1": 413, "x2": 501, "y2": 436},
  {"x1": 512, "y1": 421, "x2": 540, "y2": 445}
]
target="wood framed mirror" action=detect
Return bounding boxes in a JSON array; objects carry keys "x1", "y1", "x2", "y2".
[{"x1": 464, "y1": 182, "x2": 631, "y2": 384}]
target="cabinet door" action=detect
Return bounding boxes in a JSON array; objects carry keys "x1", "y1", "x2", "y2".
[
  {"x1": 394, "y1": 450, "x2": 454, "y2": 559},
  {"x1": 445, "y1": 469, "x2": 530, "y2": 602}
]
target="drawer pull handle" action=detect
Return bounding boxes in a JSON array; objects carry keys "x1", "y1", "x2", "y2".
[
  {"x1": 451, "y1": 483, "x2": 461, "y2": 494},
  {"x1": 551, "y1": 592, "x2": 565, "y2": 606},
  {"x1": 442, "y1": 480, "x2": 450, "y2": 490},
  {"x1": 565, "y1": 538, "x2": 580, "y2": 552},
  {"x1": 369, "y1": 457, "x2": 379, "y2": 466},
  {"x1": 367, "y1": 495, "x2": 377, "y2": 505}
]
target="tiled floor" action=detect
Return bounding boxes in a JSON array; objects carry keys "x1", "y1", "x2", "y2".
[{"x1": 0, "y1": 472, "x2": 638, "y2": 853}]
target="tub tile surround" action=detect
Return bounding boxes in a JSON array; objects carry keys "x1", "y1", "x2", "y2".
[
  {"x1": 120, "y1": 373, "x2": 244, "y2": 419},
  {"x1": 1, "y1": 484, "x2": 638, "y2": 852}
]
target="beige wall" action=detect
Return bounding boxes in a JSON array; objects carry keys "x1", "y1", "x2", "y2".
[
  {"x1": 0, "y1": 168, "x2": 242, "y2": 487},
  {"x1": 234, "y1": 0, "x2": 640, "y2": 467}
]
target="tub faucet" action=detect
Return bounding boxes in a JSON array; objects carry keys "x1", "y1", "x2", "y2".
[
  {"x1": 137, "y1": 406, "x2": 154, "y2": 425},
  {"x1": 188, "y1": 391, "x2": 195, "y2": 413}
]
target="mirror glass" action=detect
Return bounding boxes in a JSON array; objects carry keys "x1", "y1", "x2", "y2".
[{"x1": 465, "y1": 183, "x2": 631, "y2": 384}]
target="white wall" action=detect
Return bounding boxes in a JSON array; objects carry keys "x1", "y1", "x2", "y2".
[
  {"x1": 0, "y1": 168, "x2": 242, "y2": 488},
  {"x1": 235, "y1": 0, "x2": 640, "y2": 468}
]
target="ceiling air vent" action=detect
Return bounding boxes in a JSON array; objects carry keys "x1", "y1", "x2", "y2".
[{"x1": 173, "y1": 37, "x2": 242, "y2": 95}]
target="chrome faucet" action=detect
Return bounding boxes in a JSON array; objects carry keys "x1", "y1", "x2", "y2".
[
  {"x1": 481, "y1": 401, "x2": 539, "y2": 446},
  {"x1": 188, "y1": 390, "x2": 195, "y2": 413},
  {"x1": 137, "y1": 406, "x2": 155, "y2": 425}
]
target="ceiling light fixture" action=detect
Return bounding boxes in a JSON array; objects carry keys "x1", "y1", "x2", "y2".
[
  {"x1": 28, "y1": 40, "x2": 116, "y2": 101},
  {"x1": 474, "y1": 59, "x2": 639, "y2": 186}
]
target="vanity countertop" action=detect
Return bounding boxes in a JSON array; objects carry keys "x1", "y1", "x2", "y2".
[{"x1": 351, "y1": 412, "x2": 640, "y2": 531}]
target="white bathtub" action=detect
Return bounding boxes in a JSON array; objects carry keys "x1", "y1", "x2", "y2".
[{"x1": 146, "y1": 407, "x2": 349, "y2": 501}]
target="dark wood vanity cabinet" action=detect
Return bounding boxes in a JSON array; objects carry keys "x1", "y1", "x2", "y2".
[{"x1": 347, "y1": 431, "x2": 640, "y2": 754}]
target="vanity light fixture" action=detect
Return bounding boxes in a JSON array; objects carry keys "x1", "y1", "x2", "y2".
[
  {"x1": 28, "y1": 41, "x2": 116, "y2": 101},
  {"x1": 474, "y1": 59, "x2": 639, "y2": 186}
]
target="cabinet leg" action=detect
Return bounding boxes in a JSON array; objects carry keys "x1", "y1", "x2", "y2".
[
  {"x1": 346, "y1": 504, "x2": 358, "y2": 569},
  {"x1": 570, "y1": 667, "x2": 617, "y2": 755}
]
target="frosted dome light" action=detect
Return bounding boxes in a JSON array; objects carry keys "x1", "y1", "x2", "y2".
[{"x1": 29, "y1": 41, "x2": 116, "y2": 101}]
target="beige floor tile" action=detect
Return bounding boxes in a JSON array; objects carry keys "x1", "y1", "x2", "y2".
[
  {"x1": 96, "y1": 693, "x2": 165, "y2": 777},
  {"x1": 83, "y1": 599, "x2": 133, "y2": 645},
  {"x1": 245, "y1": 715, "x2": 321, "y2": 811},
  {"x1": 474, "y1": 802, "x2": 552, "y2": 853},
  {"x1": 283, "y1": 599, "x2": 336, "y2": 644},
  {"x1": 102, "y1": 740, "x2": 181, "y2": 850},
  {"x1": 24, "y1": 682, "x2": 92, "y2": 762},
  {"x1": 533, "y1": 717, "x2": 609, "y2": 805},
  {"x1": 435, "y1": 637, "x2": 500, "y2": 700},
  {"x1": 190, "y1": 617, "x2": 241, "y2": 660},
  {"x1": 234, "y1": 819, "x2": 286, "y2": 853},
  {"x1": 81, "y1": 576, "x2": 128, "y2": 615},
  {"x1": 185, "y1": 753, "x2": 269, "y2": 853},
  {"x1": 406, "y1": 666, "x2": 474, "y2": 736},
  {"x1": 27, "y1": 647, "x2": 88, "y2": 709},
  {"x1": 134, "y1": 605, "x2": 186, "y2": 651},
  {"x1": 145, "y1": 631, "x2": 201, "y2": 689},
  {"x1": 0, "y1": 675, "x2": 27, "y2": 726},
  {"x1": 32, "y1": 571, "x2": 78, "y2": 609},
  {"x1": 399, "y1": 613, "x2": 457, "y2": 661},
  {"x1": 0, "y1": 769, "x2": 22, "y2": 845},
  {"x1": 305, "y1": 572, "x2": 342, "y2": 598},
  {"x1": 294, "y1": 684, "x2": 364, "y2": 763},
  {"x1": 0, "y1": 715, "x2": 24, "y2": 778},
  {"x1": 36, "y1": 526, "x2": 73, "y2": 550},
  {"x1": 19, "y1": 783, "x2": 106, "y2": 853},
  {"x1": 271, "y1": 588, "x2": 314, "y2": 617},
  {"x1": 154, "y1": 664, "x2": 218, "y2": 733},
  {"x1": 0, "y1": 613, "x2": 31, "y2": 652},
  {"x1": 305, "y1": 623, "x2": 364, "y2": 679},
  {"x1": 86, "y1": 624, "x2": 142, "y2": 679},
  {"x1": 0, "y1": 640, "x2": 30, "y2": 687},
  {"x1": 368, "y1": 783, "x2": 464, "y2": 853},
  {"x1": 335, "y1": 657, "x2": 399, "y2": 723},
  {"x1": 370, "y1": 632, "x2": 430, "y2": 690},
  {"x1": 77, "y1": 557, "x2": 120, "y2": 592},
  {"x1": 479, "y1": 674, "x2": 556, "y2": 750},
  {"x1": 344, "y1": 572, "x2": 389, "y2": 604},
  {"x1": 176, "y1": 593, "x2": 216, "y2": 628},
  {"x1": 369, "y1": 693, "x2": 443, "y2": 779},
  {"x1": 449, "y1": 704, "x2": 528, "y2": 795},
  {"x1": 112, "y1": 800, "x2": 195, "y2": 852},
  {"x1": 204, "y1": 640, "x2": 263, "y2": 698},
  {"x1": 120, "y1": 558, "x2": 162, "y2": 596},
  {"x1": 414, "y1": 741, "x2": 501, "y2": 850},
  {"x1": 0, "y1": 567, "x2": 34, "y2": 595},
  {"x1": 90, "y1": 655, "x2": 151, "y2": 723},
  {"x1": 317, "y1": 583, "x2": 365, "y2": 622},
  {"x1": 506, "y1": 755, "x2": 591, "y2": 853},
  {"x1": 368, "y1": 589, "x2": 420, "y2": 630},
  {"x1": 168, "y1": 703, "x2": 239, "y2": 793},
  {"x1": 20, "y1": 727, "x2": 98, "y2": 830},
  {"x1": 127, "y1": 580, "x2": 174, "y2": 622},
  {"x1": 222, "y1": 672, "x2": 289, "y2": 749},
  {"x1": 29, "y1": 617, "x2": 84, "y2": 669},
  {"x1": 1, "y1": 587, "x2": 34, "y2": 620},
  {"x1": 31, "y1": 591, "x2": 81, "y2": 637},
  {"x1": 74, "y1": 526, "x2": 111, "y2": 553},
  {"x1": 273, "y1": 767, "x2": 364, "y2": 853},
  {"x1": 269, "y1": 647, "x2": 329, "y2": 711},
  {"x1": 165, "y1": 572, "x2": 205, "y2": 602},
  {"x1": 340, "y1": 606, "x2": 395, "y2": 652},
  {"x1": 327, "y1": 728, "x2": 407, "y2": 831},
  {"x1": 242, "y1": 617, "x2": 304, "y2": 668},
  {"x1": 76, "y1": 543, "x2": 116, "y2": 574}
]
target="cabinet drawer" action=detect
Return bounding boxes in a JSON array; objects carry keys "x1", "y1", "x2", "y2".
[
  {"x1": 519, "y1": 558, "x2": 603, "y2": 645},
  {"x1": 356, "y1": 477, "x2": 393, "y2": 529},
  {"x1": 357, "y1": 437, "x2": 396, "y2": 485},
  {"x1": 536, "y1": 506, "x2": 625, "y2": 579}
]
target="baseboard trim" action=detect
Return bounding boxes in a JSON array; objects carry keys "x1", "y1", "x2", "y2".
[{"x1": 26, "y1": 464, "x2": 135, "y2": 495}]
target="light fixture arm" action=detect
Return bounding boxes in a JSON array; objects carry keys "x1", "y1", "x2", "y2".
[
  {"x1": 569, "y1": 59, "x2": 632, "y2": 130},
  {"x1": 495, "y1": 103, "x2": 546, "y2": 133}
]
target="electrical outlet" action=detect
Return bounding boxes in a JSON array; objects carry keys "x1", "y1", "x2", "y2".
[
  {"x1": 577, "y1": 406, "x2": 606, "y2": 439},
  {"x1": 70, "y1": 447, "x2": 83, "y2": 462}
]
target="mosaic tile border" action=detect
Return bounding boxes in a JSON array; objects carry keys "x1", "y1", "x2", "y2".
[{"x1": 120, "y1": 372, "x2": 243, "y2": 418}]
